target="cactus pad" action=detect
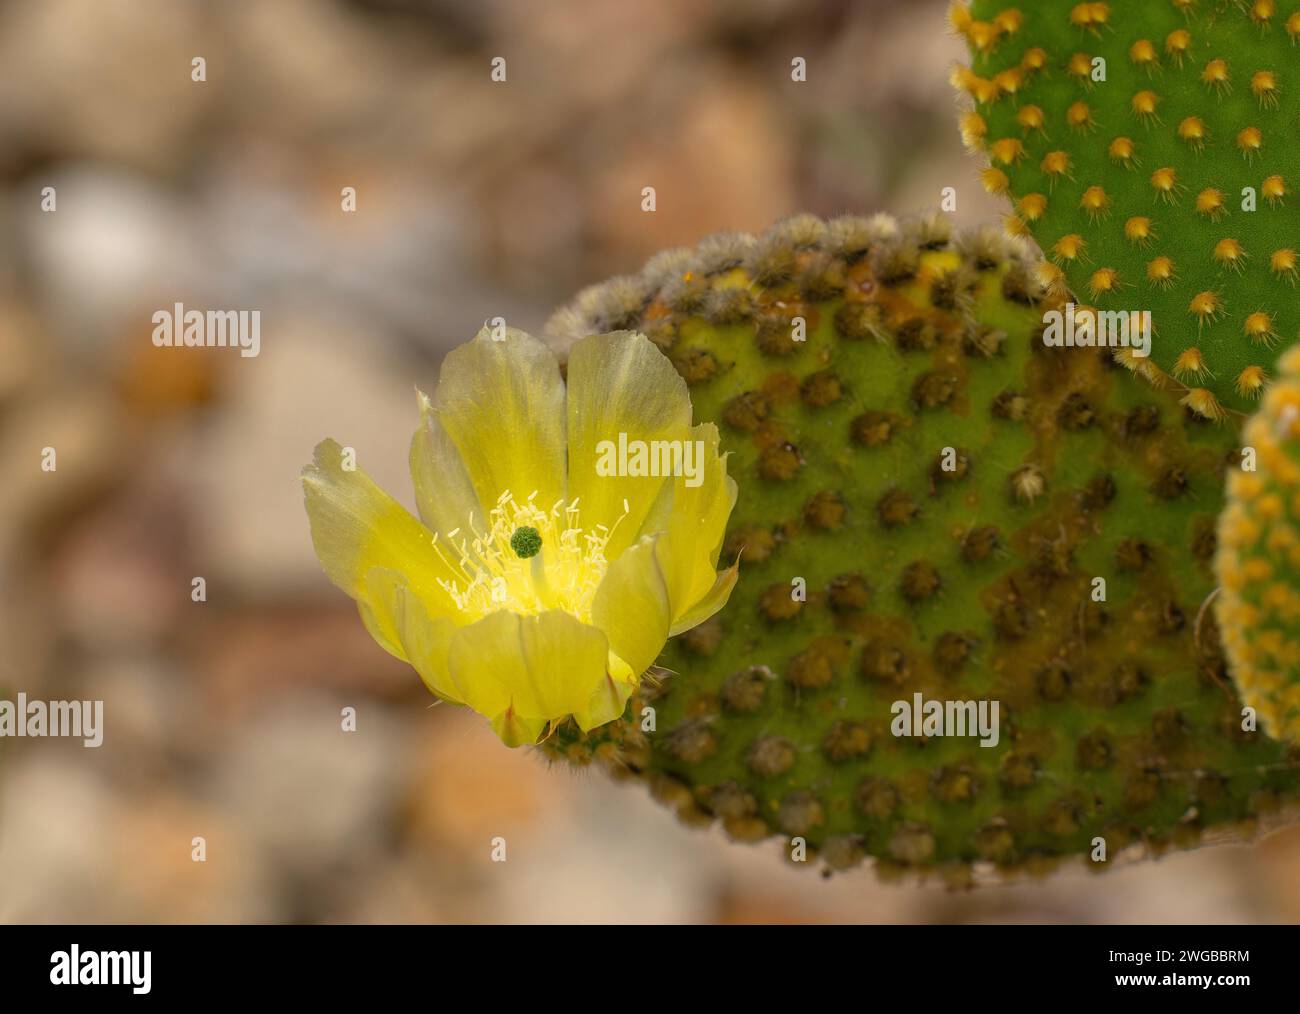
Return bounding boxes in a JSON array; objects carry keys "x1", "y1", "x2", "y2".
[
  {"x1": 541, "y1": 213, "x2": 1299, "y2": 881},
  {"x1": 953, "y1": 0, "x2": 1300, "y2": 420},
  {"x1": 1217, "y1": 346, "x2": 1300, "y2": 744}
]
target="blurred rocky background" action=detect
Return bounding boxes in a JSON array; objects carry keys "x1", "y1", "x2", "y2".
[{"x1": 0, "y1": 0, "x2": 1297, "y2": 923}]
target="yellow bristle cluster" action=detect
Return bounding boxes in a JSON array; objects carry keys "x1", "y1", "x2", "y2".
[
  {"x1": 1166, "y1": 29, "x2": 1192, "y2": 66},
  {"x1": 989, "y1": 137, "x2": 1026, "y2": 164},
  {"x1": 1131, "y1": 89, "x2": 1162, "y2": 124},
  {"x1": 1237, "y1": 125, "x2": 1264, "y2": 160},
  {"x1": 1067, "y1": 52, "x2": 1095, "y2": 85},
  {"x1": 1194, "y1": 187, "x2": 1226, "y2": 220},
  {"x1": 960, "y1": 110, "x2": 989, "y2": 149},
  {"x1": 994, "y1": 8, "x2": 1023, "y2": 33},
  {"x1": 1124, "y1": 216, "x2": 1154, "y2": 245},
  {"x1": 1052, "y1": 233, "x2": 1087, "y2": 262},
  {"x1": 1252, "y1": 70, "x2": 1279, "y2": 108},
  {"x1": 1272, "y1": 248, "x2": 1298, "y2": 283},
  {"x1": 1150, "y1": 166, "x2": 1179, "y2": 202},
  {"x1": 1147, "y1": 255, "x2": 1177, "y2": 288},
  {"x1": 993, "y1": 67, "x2": 1025, "y2": 96},
  {"x1": 1173, "y1": 346, "x2": 1210, "y2": 380},
  {"x1": 1180, "y1": 387, "x2": 1226, "y2": 420},
  {"x1": 1070, "y1": 2, "x2": 1110, "y2": 33},
  {"x1": 1213, "y1": 237, "x2": 1248, "y2": 272},
  {"x1": 949, "y1": 4, "x2": 1023, "y2": 56},
  {"x1": 1250, "y1": 0, "x2": 1276, "y2": 30},
  {"x1": 1020, "y1": 46, "x2": 1048, "y2": 72},
  {"x1": 1066, "y1": 100, "x2": 1095, "y2": 131},
  {"x1": 981, "y1": 166, "x2": 1011, "y2": 194},
  {"x1": 1243, "y1": 311, "x2": 1278, "y2": 346},
  {"x1": 1108, "y1": 135, "x2": 1138, "y2": 167},
  {"x1": 1236, "y1": 365, "x2": 1268, "y2": 398},
  {"x1": 1177, "y1": 115, "x2": 1207, "y2": 149},
  {"x1": 1202, "y1": 57, "x2": 1231, "y2": 94},
  {"x1": 1088, "y1": 266, "x2": 1120, "y2": 296},
  {"x1": 1079, "y1": 184, "x2": 1110, "y2": 219},
  {"x1": 1033, "y1": 259, "x2": 1068, "y2": 294},
  {"x1": 1004, "y1": 212, "x2": 1031, "y2": 237},
  {"x1": 1188, "y1": 289, "x2": 1222, "y2": 327},
  {"x1": 1016, "y1": 104, "x2": 1045, "y2": 132},
  {"x1": 1017, "y1": 192, "x2": 1048, "y2": 221},
  {"x1": 1040, "y1": 149, "x2": 1073, "y2": 183},
  {"x1": 1129, "y1": 38, "x2": 1159, "y2": 70}
]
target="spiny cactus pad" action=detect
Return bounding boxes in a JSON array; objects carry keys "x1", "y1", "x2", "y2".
[
  {"x1": 953, "y1": 0, "x2": 1300, "y2": 421},
  {"x1": 541, "y1": 213, "x2": 1300, "y2": 882},
  {"x1": 1217, "y1": 346, "x2": 1300, "y2": 743}
]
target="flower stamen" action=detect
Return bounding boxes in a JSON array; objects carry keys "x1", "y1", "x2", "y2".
[{"x1": 435, "y1": 491, "x2": 632, "y2": 622}]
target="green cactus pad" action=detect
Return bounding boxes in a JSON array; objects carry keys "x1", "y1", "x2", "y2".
[
  {"x1": 541, "y1": 212, "x2": 1299, "y2": 882},
  {"x1": 953, "y1": 0, "x2": 1300, "y2": 421},
  {"x1": 1217, "y1": 345, "x2": 1300, "y2": 743}
]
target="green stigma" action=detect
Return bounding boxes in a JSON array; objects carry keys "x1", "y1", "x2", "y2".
[{"x1": 510, "y1": 526, "x2": 542, "y2": 559}]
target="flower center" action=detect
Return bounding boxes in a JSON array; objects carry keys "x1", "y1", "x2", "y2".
[
  {"x1": 431, "y1": 491, "x2": 629, "y2": 622},
  {"x1": 509, "y1": 526, "x2": 542, "y2": 559}
]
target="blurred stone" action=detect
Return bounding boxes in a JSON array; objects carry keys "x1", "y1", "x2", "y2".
[
  {"x1": 222, "y1": 0, "x2": 398, "y2": 146},
  {"x1": 593, "y1": 73, "x2": 796, "y2": 260},
  {"x1": 195, "y1": 167, "x2": 501, "y2": 354},
  {"x1": 404, "y1": 709, "x2": 565, "y2": 853},
  {"x1": 0, "y1": 0, "x2": 215, "y2": 173},
  {"x1": 185, "y1": 313, "x2": 420, "y2": 595},
  {"x1": 0, "y1": 386, "x2": 126, "y2": 563},
  {"x1": 1254, "y1": 824, "x2": 1300, "y2": 922},
  {"x1": 0, "y1": 756, "x2": 113, "y2": 921},
  {"x1": 191, "y1": 605, "x2": 419, "y2": 721},
  {"x1": 475, "y1": 776, "x2": 722, "y2": 924},
  {"x1": 48, "y1": 477, "x2": 191, "y2": 650},
  {"x1": 327, "y1": 858, "x2": 449, "y2": 924},
  {"x1": 0, "y1": 756, "x2": 271, "y2": 923},
  {"x1": 18, "y1": 169, "x2": 213, "y2": 362},
  {"x1": 211, "y1": 695, "x2": 409, "y2": 879},
  {"x1": 0, "y1": 298, "x2": 40, "y2": 405},
  {"x1": 110, "y1": 791, "x2": 274, "y2": 923},
  {"x1": 80, "y1": 658, "x2": 200, "y2": 769}
]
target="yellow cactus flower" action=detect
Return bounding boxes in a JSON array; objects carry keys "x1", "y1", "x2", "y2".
[{"x1": 301, "y1": 326, "x2": 738, "y2": 747}]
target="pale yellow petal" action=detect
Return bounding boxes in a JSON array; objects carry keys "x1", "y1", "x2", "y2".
[
  {"x1": 358, "y1": 567, "x2": 462, "y2": 702},
  {"x1": 590, "y1": 534, "x2": 672, "y2": 678},
  {"x1": 433, "y1": 326, "x2": 567, "y2": 516},
  {"x1": 666, "y1": 559, "x2": 739, "y2": 637},
  {"x1": 301, "y1": 438, "x2": 460, "y2": 620},
  {"x1": 573, "y1": 654, "x2": 637, "y2": 732},
  {"x1": 650, "y1": 422, "x2": 738, "y2": 621},
  {"x1": 492, "y1": 709, "x2": 550, "y2": 749},
  {"x1": 409, "y1": 389, "x2": 482, "y2": 538},
  {"x1": 565, "y1": 331, "x2": 693, "y2": 555},
  {"x1": 446, "y1": 609, "x2": 611, "y2": 746}
]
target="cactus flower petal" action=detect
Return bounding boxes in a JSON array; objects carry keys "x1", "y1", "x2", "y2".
[
  {"x1": 665, "y1": 559, "x2": 739, "y2": 638},
  {"x1": 446, "y1": 609, "x2": 613, "y2": 747},
  {"x1": 425, "y1": 325, "x2": 568, "y2": 515},
  {"x1": 564, "y1": 330, "x2": 695, "y2": 559},
  {"x1": 590, "y1": 535, "x2": 673, "y2": 680},
  {"x1": 301, "y1": 327, "x2": 736, "y2": 746}
]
